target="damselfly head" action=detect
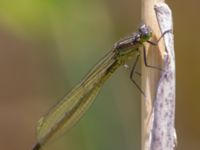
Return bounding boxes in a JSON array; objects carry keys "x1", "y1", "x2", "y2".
[{"x1": 139, "y1": 24, "x2": 152, "y2": 41}]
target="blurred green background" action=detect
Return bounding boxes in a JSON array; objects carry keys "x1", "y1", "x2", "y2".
[{"x1": 0, "y1": 0, "x2": 199, "y2": 150}]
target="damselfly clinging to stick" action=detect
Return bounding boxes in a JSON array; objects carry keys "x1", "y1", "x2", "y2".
[{"x1": 32, "y1": 24, "x2": 169, "y2": 150}]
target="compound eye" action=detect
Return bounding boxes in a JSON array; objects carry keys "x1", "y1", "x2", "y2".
[
  {"x1": 139, "y1": 24, "x2": 152, "y2": 41},
  {"x1": 142, "y1": 31, "x2": 152, "y2": 41}
]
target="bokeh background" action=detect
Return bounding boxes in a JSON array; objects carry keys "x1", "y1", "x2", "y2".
[{"x1": 0, "y1": 0, "x2": 199, "y2": 150}]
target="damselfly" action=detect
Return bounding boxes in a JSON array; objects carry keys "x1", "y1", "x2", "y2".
[{"x1": 32, "y1": 24, "x2": 166, "y2": 150}]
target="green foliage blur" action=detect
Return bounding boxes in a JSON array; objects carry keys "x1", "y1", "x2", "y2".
[{"x1": 0, "y1": 0, "x2": 199, "y2": 150}]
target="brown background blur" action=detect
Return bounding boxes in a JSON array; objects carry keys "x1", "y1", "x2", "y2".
[{"x1": 0, "y1": 0, "x2": 199, "y2": 150}]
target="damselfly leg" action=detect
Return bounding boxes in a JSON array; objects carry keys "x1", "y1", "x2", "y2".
[{"x1": 130, "y1": 29, "x2": 172, "y2": 95}]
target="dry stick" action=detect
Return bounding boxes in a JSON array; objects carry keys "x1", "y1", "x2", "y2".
[
  {"x1": 141, "y1": 0, "x2": 166, "y2": 150},
  {"x1": 150, "y1": 3, "x2": 176, "y2": 150}
]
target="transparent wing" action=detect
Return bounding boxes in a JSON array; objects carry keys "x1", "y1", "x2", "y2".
[{"x1": 36, "y1": 50, "x2": 119, "y2": 146}]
